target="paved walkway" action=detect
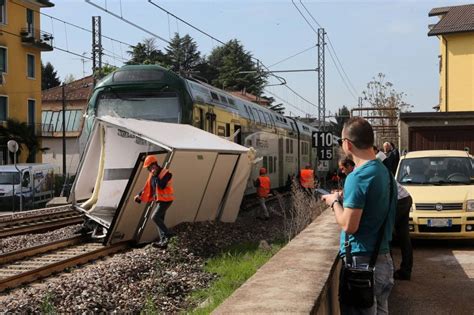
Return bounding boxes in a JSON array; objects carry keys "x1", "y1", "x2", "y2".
[{"x1": 390, "y1": 239, "x2": 474, "y2": 315}]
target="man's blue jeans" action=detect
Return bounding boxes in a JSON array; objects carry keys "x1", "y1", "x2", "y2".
[{"x1": 340, "y1": 253, "x2": 394, "y2": 315}]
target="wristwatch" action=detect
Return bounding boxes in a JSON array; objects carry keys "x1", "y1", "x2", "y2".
[{"x1": 330, "y1": 199, "x2": 341, "y2": 210}]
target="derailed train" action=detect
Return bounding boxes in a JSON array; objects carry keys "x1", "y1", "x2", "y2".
[{"x1": 80, "y1": 64, "x2": 338, "y2": 195}]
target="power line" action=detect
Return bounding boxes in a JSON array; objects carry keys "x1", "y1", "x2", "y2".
[
  {"x1": 263, "y1": 89, "x2": 309, "y2": 116},
  {"x1": 147, "y1": 0, "x2": 319, "y2": 111},
  {"x1": 268, "y1": 44, "x2": 317, "y2": 68},
  {"x1": 292, "y1": 0, "x2": 359, "y2": 101},
  {"x1": 1, "y1": 28, "x2": 118, "y2": 71},
  {"x1": 148, "y1": 0, "x2": 226, "y2": 45},
  {"x1": 10, "y1": 0, "x2": 135, "y2": 48},
  {"x1": 299, "y1": 0, "x2": 322, "y2": 29},
  {"x1": 326, "y1": 45, "x2": 358, "y2": 101},
  {"x1": 291, "y1": 0, "x2": 318, "y2": 35},
  {"x1": 85, "y1": 0, "x2": 170, "y2": 44},
  {"x1": 326, "y1": 36, "x2": 359, "y2": 97}
]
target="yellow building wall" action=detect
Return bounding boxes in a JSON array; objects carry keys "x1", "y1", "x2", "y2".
[
  {"x1": 439, "y1": 33, "x2": 474, "y2": 112},
  {"x1": 0, "y1": 0, "x2": 44, "y2": 162}
]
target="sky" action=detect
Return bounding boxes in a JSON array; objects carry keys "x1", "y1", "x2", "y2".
[{"x1": 39, "y1": 0, "x2": 468, "y2": 118}]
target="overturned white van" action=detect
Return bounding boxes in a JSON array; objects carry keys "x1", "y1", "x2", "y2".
[{"x1": 70, "y1": 116, "x2": 251, "y2": 245}]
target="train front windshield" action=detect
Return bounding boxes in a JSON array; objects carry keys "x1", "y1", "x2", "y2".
[{"x1": 96, "y1": 91, "x2": 181, "y2": 123}]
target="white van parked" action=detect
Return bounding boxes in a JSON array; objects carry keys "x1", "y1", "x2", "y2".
[{"x1": 0, "y1": 163, "x2": 56, "y2": 211}]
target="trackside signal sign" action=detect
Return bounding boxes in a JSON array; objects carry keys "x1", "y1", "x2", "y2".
[{"x1": 312, "y1": 131, "x2": 333, "y2": 160}]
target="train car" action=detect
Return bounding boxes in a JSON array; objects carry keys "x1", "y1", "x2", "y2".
[{"x1": 80, "y1": 65, "x2": 335, "y2": 193}]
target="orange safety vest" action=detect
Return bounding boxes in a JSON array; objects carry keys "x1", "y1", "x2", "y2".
[
  {"x1": 141, "y1": 169, "x2": 175, "y2": 202},
  {"x1": 300, "y1": 169, "x2": 315, "y2": 189},
  {"x1": 257, "y1": 175, "x2": 271, "y2": 198}
]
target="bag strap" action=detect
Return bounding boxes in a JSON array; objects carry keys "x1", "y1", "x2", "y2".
[{"x1": 344, "y1": 164, "x2": 394, "y2": 268}]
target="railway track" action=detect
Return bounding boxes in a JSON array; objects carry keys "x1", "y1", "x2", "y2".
[
  {"x1": 0, "y1": 208, "x2": 84, "y2": 238},
  {"x1": 0, "y1": 236, "x2": 129, "y2": 292}
]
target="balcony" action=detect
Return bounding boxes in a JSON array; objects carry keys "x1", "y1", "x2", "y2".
[{"x1": 20, "y1": 27, "x2": 53, "y2": 51}]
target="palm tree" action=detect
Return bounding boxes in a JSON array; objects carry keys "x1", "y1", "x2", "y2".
[{"x1": 0, "y1": 119, "x2": 45, "y2": 163}]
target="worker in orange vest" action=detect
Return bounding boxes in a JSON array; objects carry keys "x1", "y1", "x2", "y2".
[
  {"x1": 299, "y1": 164, "x2": 316, "y2": 195},
  {"x1": 253, "y1": 167, "x2": 271, "y2": 220},
  {"x1": 134, "y1": 155, "x2": 175, "y2": 248}
]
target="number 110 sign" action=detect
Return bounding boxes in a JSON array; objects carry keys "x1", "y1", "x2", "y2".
[{"x1": 312, "y1": 131, "x2": 333, "y2": 160}]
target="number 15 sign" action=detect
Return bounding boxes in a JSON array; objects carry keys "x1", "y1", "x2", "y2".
[{"x1": 312, "y1": 131, "x2": 333, "y2": 160}]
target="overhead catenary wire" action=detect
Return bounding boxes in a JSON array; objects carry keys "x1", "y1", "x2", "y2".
[
  {"x1": 147, "y1": 0, "x2": 320, "y2": 113},
  {"x1": 268, "y1": 44, "x2": 317, "y2": 68},
  {"x1": 1, "y1": 28, "x2": 118, "y2": 71},
  {"x1": 10, "y1": 0, "x2": 135, "y2": 48},
  {"x1": 299, "y1": 0, "x2": 322, "y2": 29},
  {"x1": 84, "y1": 0, "x2": 170, "y2": 44},
  {"x1": 326, "y1": 36, "x2": 359, "y2": 97},
  {"x1": 292, "y1": 0, "x2": 359, "y2": 102}
]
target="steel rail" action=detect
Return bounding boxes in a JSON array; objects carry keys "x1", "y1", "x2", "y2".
[
  {"x1": 0, "y1": 210, "x2": 84, "y2": 238},
  {"x1": 0, "y1": 239, "x2": 130, "y2": 292}
]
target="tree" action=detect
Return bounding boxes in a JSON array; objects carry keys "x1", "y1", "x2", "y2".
[
  {"x1": 98, "y1": 64, "x2": 118, "y2": 77},
  {"x1": 41, "y1": 62, "x2": 61, "y2": 90},
  {"x1": 163, "y1": 33, "x2": 202, "y2": 73},
  {"x1": 362, "y1": 73, "x2": 412, "y2": 121},
  {"x1": 206, "y1": 39, "x2": 267, "y2": 96},
  {"x1": 0, "y1": 119, "x2": 45, "y2": 162},
  {"x1": 331, "y1": 105, "x2": 350, "y2": 137},
  {"x1": 126, "y1": 38, "x2": 166, "y2": 65},
  {"x1": 63, "y1": 74, "x2": 76, "y2": 84}
]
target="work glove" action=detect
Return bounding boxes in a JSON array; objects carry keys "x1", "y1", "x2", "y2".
[{"x1": 134, "y1": 195, "x2": 141, "y2": 204}]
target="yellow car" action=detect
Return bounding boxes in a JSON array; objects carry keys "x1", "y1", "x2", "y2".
[{"x1": 396, "y1": 150, "x2": 474, "y2": 239}]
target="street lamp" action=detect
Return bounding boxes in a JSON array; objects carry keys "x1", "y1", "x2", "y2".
[{"x1": 7, "y1": 140, "x2": 22, "y2": 211}]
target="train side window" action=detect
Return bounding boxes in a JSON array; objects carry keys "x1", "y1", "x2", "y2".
[
  {"x1": 263, "y1": 156, "x2": 268, "y2": 170},
  {"x1": 273, "y1": 157, "x2": 277, "y2": 172},
  {"x1": 290, "y1": 139, "x2": 294, "y2": 154},
  {"x1": 226, "y1": 123, "x2": 230, "y2": 137},
  {"x1": 248, "y1": 107, "x2": 256, "y2": 122},
  {"x1": 264, "y1": 112, "x2": 272, "y2": 127},
  {"x1": 257, "y1": 110, "x2": 266, "y2": 125},
  {"x1": 219, "y1": 94, "x2": 228, "y2": 104},
  {"x1": 253, "y1": 108, "x2": 262, "y2": 124},
  {"x1": 268, "y1": 156, "x2": 273, "y2": 173},
  {"x1": 228, "y1": 98, "x2": 235, "y2": 106},
  {"x1": 210, "y1": 92, "x2": 219, "y2": 101},
  {"x1": 246, "y1": 139, "x2": 252, "y2": 146},
  {"x1": 244, "y1": 105, "x2": 252, "y2": 121},
  {"x1": 285, "y1": 138, "x2": 289, "y2": 154}
]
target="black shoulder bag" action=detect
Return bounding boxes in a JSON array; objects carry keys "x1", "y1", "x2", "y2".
[{"x1": 339, "y1": 168, "x2": 394, "y2": 308}]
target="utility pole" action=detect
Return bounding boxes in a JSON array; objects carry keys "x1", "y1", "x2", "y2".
[
  {"x1": 317, "y1": 28, "x2": 326, "y2": 131},
  {"x1": 61, "y1": 84, "x2": 66, "y2": 191},
  {"x1": 92, "y1": 16, "x2": 103, "y2": 86}
]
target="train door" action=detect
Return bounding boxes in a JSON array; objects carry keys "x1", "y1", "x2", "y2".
[
  {"x1": 205, "y1": 108, "x2": 216, "y2": 134},
  {"x1": 278, "y1": 137, "x2": 284, "y2": 187},
  {"x1": 234, "y1": 124, "x2": 242, "y2": 144}
]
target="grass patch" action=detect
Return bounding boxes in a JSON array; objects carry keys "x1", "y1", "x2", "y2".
[{"x1": 189, "y1": 240, "x2": 285, "y2": 314}]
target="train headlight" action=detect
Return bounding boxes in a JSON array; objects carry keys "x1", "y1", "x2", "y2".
[{"x1": 467, "y1": 200, "x2": 474, "y2": 211}]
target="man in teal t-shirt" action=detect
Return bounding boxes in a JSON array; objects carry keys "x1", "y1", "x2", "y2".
[{"x1": 323, "y1": 117, "x2": 397, "y2": 315}]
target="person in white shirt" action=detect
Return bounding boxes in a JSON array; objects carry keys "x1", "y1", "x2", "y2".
[{"x1": 373, "y1": 145, "x2": 387, "y2": 162}]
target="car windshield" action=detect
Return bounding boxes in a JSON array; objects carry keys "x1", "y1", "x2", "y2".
[
  {"x1": 0, "y1": 172, "x2": 21, "y2": 185},
  {"x1": 397, "y1": 156, "x2": 473, "y2": 185},
  {"x1": 96, "y1": 91, "x2": 181, "y2": 123}
]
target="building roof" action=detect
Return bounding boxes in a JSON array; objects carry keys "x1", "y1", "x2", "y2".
[
  {"x1": 228, "y1": 90, "x2": 271, "y2": 106},
  {"x1": 428, "y1": 4, "x2": 474, "y2": 36},
  {"x1": 42, "y1": 76, "x2": 94, "y2": 102}
]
